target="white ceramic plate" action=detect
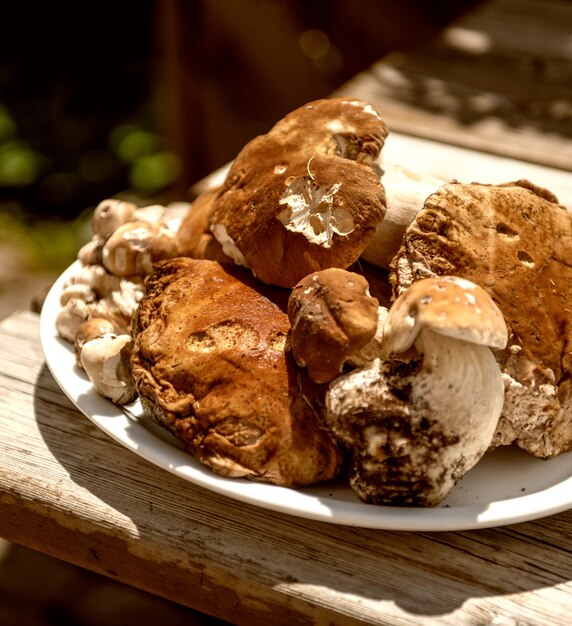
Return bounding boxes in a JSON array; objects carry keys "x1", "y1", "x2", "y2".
[{"x1": 40, "y1": 134, "x2": 572, "y2": 531}]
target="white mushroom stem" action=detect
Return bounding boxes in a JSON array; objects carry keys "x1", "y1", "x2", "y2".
[
  {"x1": 326, "y1": 275, "x2": 509, "y2": 506},
  {"x1": 80, "y1": 333, "x2": 136, "y2": 405},
  {"x1": 361, "y1": 164, "x2": 445, "y2": 269},
  {"x1": 407, "y1": 326, "x2": 505, "y2": 486}
]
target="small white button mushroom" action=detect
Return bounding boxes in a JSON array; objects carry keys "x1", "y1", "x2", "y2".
[
  {"x1": 77, "y1": 238, "x2": 104, "y2": 266},
  {"x1": 55, "y1": 299, "x2": 90, "y2": 342},
  {"x1": 73, "y1": 317, "x2": 116, "y2": 368},
  {"x1": 101, "y1": 221, "x2": 179, "y2": 277},
  {"x1": 92, "y1": 199, "x2": 137, "y2": 240},
  {"x1": 326, "y1": 275, "x2": 509, "y2": 507},
  {"x1": 80, "y1": 333, "x2": 137, "y2": 405},
  {"x1": 59, "y1": 283, "x2": 96, "y2": 306}
]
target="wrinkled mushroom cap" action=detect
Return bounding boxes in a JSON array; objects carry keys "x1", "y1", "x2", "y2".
[
  {"x1": 288, "y1": 268, "x2": 380, "y2": 383},
  {"x1": 208, "y1": 97, "x2": 388, "y2": 287},
  {"x1": 131, "y1": 257, "x2": 343, "y2": 487},
  {"x1": 382, "y1": 275, "x2": 508, "y2": 357}
]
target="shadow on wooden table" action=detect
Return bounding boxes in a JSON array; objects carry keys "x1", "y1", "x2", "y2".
[
  {"x1": 31, "y1": 360, "x2": 572, "y2": 622},
  {"x1": 0, "y1": 540, "x2": 225, "y2": 626}
]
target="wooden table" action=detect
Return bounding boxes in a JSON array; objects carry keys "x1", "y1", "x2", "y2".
[
  {"x1": 2, "y1": 309, "x2": 572, "y2": 625},
  {"x1": 3, "y1": 1, "x2": 572, "y2": 624}
]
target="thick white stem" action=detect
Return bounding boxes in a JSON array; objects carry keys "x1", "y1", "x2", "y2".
[{"x1": 413, "y1": 327, "x2": 505, "y2": 469}]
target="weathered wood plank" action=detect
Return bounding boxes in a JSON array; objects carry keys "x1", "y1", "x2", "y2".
[
  {"x1": 2, "y1": 310, "x2": 572, "y2": 624},
  {"x1": 334, "y1": 0, "x2": 572, "y2": 172}
]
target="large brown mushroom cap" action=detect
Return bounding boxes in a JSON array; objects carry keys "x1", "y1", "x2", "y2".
[
  {"x1": 391, "y1": 179, "x2": 572, "y2": 457},
  {"x1": 207, "y1": 97, "x2": 388, "y2": 287},
  {"x1": 131, "y1": 257, "x2": 343, "y2": 487}
]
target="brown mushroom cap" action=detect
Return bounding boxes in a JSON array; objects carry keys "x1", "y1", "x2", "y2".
[
  {"x1": 207, "y1": 97, "x2": 388, "y2": 287},
  {"x1": 177, "y1": 186, "x2": 230, "y2": 262},
  {"x1": 92, "y1": 199, "x2": 137, "y2": 240},
  {"x1": 391, "y1": 179, "x2": 572, "y2": 457},
  {"x1": 382, "y1": 275, "x2": 508, "y2": 357},
  {"x1": 288, "y1": 268, "x2": 380, "y2": 383},
  {"x1": 131, "y1": 257, "x2": 343, "y2": 487}
]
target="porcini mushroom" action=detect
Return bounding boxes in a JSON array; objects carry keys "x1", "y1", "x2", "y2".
[
  {"x1": 207, "y1": 97, "x2": 388, "y2": 287},
  {"x1": 391, "y1": 179, "x2": 572, "y2": 458},
  {"x1": 325, "y1": 275, "x2": 508, "y2": 507},
  {"x1": 288, "y1": 268, "x2": 380, "y2": 384},
  {"x1": 80, "y1": 333, "x2": 136, "y2": 405}
]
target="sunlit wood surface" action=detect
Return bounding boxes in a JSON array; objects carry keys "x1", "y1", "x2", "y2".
[
  {"x1": 2, "y1": 311, "x2": 572, "y2": 624},
  {"x1": 334, "y1": 0, "x2": 572, "y2": 172}
]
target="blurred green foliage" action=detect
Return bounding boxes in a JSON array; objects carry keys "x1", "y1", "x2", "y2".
[
  {"x1": 0, "y1": 1, "x2": 182, "y2": 275},
  {"x1": 0, "y1": 102, "x2": 180, "y2": 272},
  {"x1": 0, "y1": 203, "x2": 90, "y2": 273}
]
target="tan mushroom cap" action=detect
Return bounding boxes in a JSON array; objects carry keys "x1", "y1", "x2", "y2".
[
  {"x1": 382, "y1": 275, "x2": 508, "y2": 357},
  {"x1": 207, "y1": 97, "x2": 388, "y2": 287},
  {"x1": 73, "y1": 317, "x2": 116, "y2": 367},
  {"x1": 102, "y1": 220, "x2": 179, "y2": 276},
  {"x1": 288, "y1": 268, "x2": 380, "y2": 384},
  {"x1": 92, "y1": 199, "x2": 137, "y2": 240}
]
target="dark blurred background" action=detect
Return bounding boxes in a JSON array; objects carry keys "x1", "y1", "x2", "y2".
[{"x1": 0, "y1": 0, "x2": 479, "y2": 227}]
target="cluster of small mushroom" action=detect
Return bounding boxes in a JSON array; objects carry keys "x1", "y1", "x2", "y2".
[{"x1": 56, "y1": 198, "x2": 185, "y2": 404}]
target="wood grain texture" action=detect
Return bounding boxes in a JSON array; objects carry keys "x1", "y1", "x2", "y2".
[
  {"x1": 1, "y1": 310, "x2": 572, "y2": 625},
  {"x1": 333, "y1": 0, "x2": 572, "y2": 172}
]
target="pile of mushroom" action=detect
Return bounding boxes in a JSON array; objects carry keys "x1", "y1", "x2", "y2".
[
  {"x1": 54, "y1": 96, "x2": 572, "y2": 506},
  {"x1": 56, "y1": 198, "x2": 187, "y2": 405}
]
